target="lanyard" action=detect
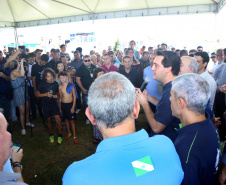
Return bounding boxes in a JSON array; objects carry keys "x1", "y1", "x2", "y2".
[{"x1": 85, "y1": 66, "x2": 92, "y2": 73}]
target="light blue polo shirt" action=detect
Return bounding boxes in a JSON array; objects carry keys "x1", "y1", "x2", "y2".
[{"x1": 62, "y1": 129, "x2": 184, "y2": 185}]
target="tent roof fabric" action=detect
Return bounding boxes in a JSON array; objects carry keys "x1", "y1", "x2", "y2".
[{"x1": 0, "y1": 0, "x2": 224, "y2": 27}]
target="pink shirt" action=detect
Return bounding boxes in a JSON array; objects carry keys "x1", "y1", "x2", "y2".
[{"x1": 101, "y1": 64, "x2": 118, "y2": 73}]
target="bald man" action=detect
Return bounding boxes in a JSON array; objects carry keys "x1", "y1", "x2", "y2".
[{"x1": 179, "y1": 56, "x2": 198, "y2": 75}]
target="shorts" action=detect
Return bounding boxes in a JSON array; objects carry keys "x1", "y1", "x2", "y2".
[
  {"x1": 42, "y1": 103, "x2": 60, "y2": 119},
  {"x1": 61, "y1": 102, "x2": 76, "y2": 120}
]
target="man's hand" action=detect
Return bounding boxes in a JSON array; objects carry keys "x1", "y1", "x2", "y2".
[
  {"x1": 215, "y1": 117, "x2": 221, "y2": 128},
  {"x1": 0, "y1": 72, "x2": 4, "y2": 78},
  {"x1": 135, "y1": 88, "x2": 148, "y2": 106},
  {"x1": 82, "y1": 89, "x2": 88, "y2": 94},
  {"x1": 46, "y1": 92, "x2": 53, "y2": 98},
  {"x1": 220, "y1": 85, "x2": 226, "y2": 94},
  {"x1": 12, "y1": 148, "x2": 23, "y2": 163},
  {"x1": 70, "y1": 107, "x2": 75, "y2": 114}
]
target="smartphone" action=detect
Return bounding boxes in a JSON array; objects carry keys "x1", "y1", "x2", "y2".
[{"x1": 11, "y1": 142, "x2": 23, "y2": 152}]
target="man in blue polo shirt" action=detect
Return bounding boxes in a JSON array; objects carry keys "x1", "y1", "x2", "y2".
[
  {"x1": 171, "y1": 73, "x2": 220, "y2": 185},
  {"x1": 63, "y1": 72, "x2": 184, "y2": 185},
  {"x1": 136, "y1": 51, "x2": 181, "y2": 142}
]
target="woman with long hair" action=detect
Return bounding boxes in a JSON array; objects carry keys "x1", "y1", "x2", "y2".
[
  {"x1": 55, "y1": 61, "x2": 72, "y2": 85},
  {"x1": 10, "y1": 59, "x2": 33, "y2": 135}
]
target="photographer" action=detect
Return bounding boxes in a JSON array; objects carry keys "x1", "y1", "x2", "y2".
[{"x1": 9, "y1": 59, "x2": 34, "y2": 135}]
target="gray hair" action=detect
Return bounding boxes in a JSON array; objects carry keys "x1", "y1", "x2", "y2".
[
  {"x1": 9, "y1": 60, "x2": 18, "y2": 70},
  {"x1": 181, "y1": 56, "x2": 198, "y2": 74},
  {"x1": 88, "y1": 72, "x2": 136, "y2": 128},
  {"x1": 172, "y1": 73, "x2": 210, "y2": 114}
]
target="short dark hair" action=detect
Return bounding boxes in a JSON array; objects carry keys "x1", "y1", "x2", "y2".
[
  {"x1": 129, "y1": 40, "x2": 136, "y2": 45},
  {"x1": 93, "y1": 67, "x2": 105, "y2": 79},
  {"x1": 142, "y1": 51, "x2": 149, "y2": 56},
  {"x1": 189, "y1": 49, "x2": 197, "y2": 53},
  {"x1": 175, "y1": 49, "x2": 180, "y2": 52},
  {"x1": 104, "y1": 53, "x2": 110, "y2": 58},
  {"x1": 108, "y1": 51, "x2": 114, "y2": 55},
  {"x1": 25, "y1": 48, "x2": 29, "y2": 52},
  {"x1": 41, "y1": 54, "x2": 49, "y2": 62},
  {"x1": 197, "y1": 46, "x2": 203, "y2": 50},
  {"x1": 74, "y1": 50, "x2": 80, "y2": 55},
  {"x1": 60, "y1": 44, "x2": 65, "y2": 49},
  {"x1": 194, "y1": 51, "x2": 210, "y2": 69},
  {"x1": 148, "y1": 47, "x2": 153, "y2": 50},
  {"x1": 28, "y1": 52, "x2": 35, "y2": 58},
  {"x1": 122, "y1": 55, "x2": 131, "y2": 62},
  {"x1": 142, "y1": 46, "x2": 146, "y2": 49},
  {"x1": 42, "y1": 68, "x2": 56, "y2": 80},
  {"x1": 125, "y1": 48, "x2": 134, "y2": 55},
  {"x1": 180, "y1": 50, "x2": 188, "y2": 57},
  {"x1": 83, "y1": 55, "x2": 90, "y2": 59},
  {"x1": 211, "y1": 52, "x2": 216, "y2": 55},
  {"x1": 76, "y1": 47, "x2": 82, "y2": 53},
  {"x1": 156, "y1": 51, "x2": 181, "y2": 76},
  {"x1": 58, "y1": 71, "x2": 68, "y2": 78}
]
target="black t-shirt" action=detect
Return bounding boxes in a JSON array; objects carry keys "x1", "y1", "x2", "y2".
[
  {"x1": 76, "y1": 64, "x2": 96, "y2": 90},
  {"x1": 37, "y1": 81, "x2": 59, "y2": 105},
  {"x1": 118, "y1": 68, "x2": 142, "y2": 88},
  {"x1": 48, "y1": 59, "x2": 60, "y2": 72}
]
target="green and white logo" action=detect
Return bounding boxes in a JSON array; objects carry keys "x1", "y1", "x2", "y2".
[{"x1": 132, "y1": 156, "x2": 154, "y2": 177}]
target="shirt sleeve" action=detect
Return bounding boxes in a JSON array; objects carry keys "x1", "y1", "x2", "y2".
[
  {"x1": 36, "y1": 81, "x2": 42, "y2": 92},
  {"x1": 31, "y1": 65, "x2": 36, "y2": 77},
  {"x1": 154, "y1": 92, "x2": 174, "y2": 126},
  {"x1": 76, "y1": 67, "x2": 82, "y2": 78}
]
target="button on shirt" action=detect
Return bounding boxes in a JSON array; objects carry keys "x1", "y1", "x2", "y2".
[
  {"x1": 174, "y1": 116, "x2": 220, "y2": 185},
  {"x1": 63, "y1": 129, "x2": 184, "y2": 185},
  {"x1": 101, "y1": 64, "x2": 118, "y2": 73},
  {"x1": 200, "y1": 70, "x2": 217, "y2": 109},
  {"x1": 154, "y1": 81, "x2": 181, "y2": 142},
  {"x1": 143, "y1": 66, "x2": 161, "y2": 99}
]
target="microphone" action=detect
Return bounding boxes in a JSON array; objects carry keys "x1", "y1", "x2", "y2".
[{"x1": 140, "y1": 77, "x2": 151, "y2": 92}]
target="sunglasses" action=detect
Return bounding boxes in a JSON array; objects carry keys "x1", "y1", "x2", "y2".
[
  {"x1": 211, "y1": 56, "x2": 216, "y2": 58},
  {"x1": 84, "y1": 60, "x2": 91, "y2": 62}
]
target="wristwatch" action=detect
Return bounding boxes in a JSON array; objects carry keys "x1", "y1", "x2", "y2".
[{"x1": 12, "y1": 162, "x2": 23, "y2": 171}]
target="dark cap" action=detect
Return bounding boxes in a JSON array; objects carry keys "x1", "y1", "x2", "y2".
[
  {"x1": 50, "y1": 49, "x2": 60, "y2": 53},
  {"x1": 35, "y1": 49, "x2": 43, "y2": 54},
  {"x1": 76, "y1": 47, "x2": 82, "y2": 53},
  {"x1": 41, "y1": 54, "x2": 49, "y2": 62}
]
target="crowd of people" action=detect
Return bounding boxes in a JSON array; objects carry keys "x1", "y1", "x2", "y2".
[{"x1": 1, "y1": 40, "x2": 226, "y2": 184}]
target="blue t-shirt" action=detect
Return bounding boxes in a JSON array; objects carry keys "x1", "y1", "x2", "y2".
[
  {"x1": 63, "y1": 129, "x2": 184, "y2": 185},
  {"x1": 143, "y1": 66, "x2": 161, "y2": 99},
  {"x1": 174, "y1": 116, "x2": 220, "y2": 185},
  {"x1": 153, "y1": 81, "x2": 181, "y2": 141}
]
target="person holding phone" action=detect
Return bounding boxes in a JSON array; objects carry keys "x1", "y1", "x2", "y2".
[
  {"x1": 9, "y1": 59, "x2": 34, "y2": 135},
  {"x1": 36, "y1": 68, "x2": 63, "y2": 144}
]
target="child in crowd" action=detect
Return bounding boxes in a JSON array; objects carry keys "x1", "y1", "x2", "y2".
[
  {"x1": 36, "y1": 68, "x2": 63, "y2": 144},
  {"x1": 58, "y1": 71, "x2": 78, "y2": 144}
]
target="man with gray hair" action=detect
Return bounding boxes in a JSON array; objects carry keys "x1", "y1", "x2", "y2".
[
  {"x1": 63, "y1": 72, "x2": 184, "y2": 185},
  {"x1": 179, "y1": 56, "x2": 198, "y2": 75},
  {"x1": 171, "y1": 73, "x2": 220, "y2": 185}
]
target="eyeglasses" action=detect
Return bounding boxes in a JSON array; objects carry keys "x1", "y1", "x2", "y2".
[
  {"x1": 84, "y1": 60, "x2": 91, "y2": 62},
  {"x1": 198, "y1": 50, "x2": 202, "y2": 52}
]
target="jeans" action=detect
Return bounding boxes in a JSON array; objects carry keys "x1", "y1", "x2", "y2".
[{"x1": 0, "y1": 96, "x2": 10, "y2": 122}]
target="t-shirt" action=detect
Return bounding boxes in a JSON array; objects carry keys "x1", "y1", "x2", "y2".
[
  {"x1": 118, "y1": 67, "x2": 142, "y2": 88},
  {"x1": 48, "y1": 59, "x2": 60, "y2": 72},
  {"x1": 31, "y1": 63, "x2": 51, "y2": 88},
  {"x1": 76, "y1": 64, "x2": 96, "y2": 90},
  {"x1": 174, "y1": 117, "x2": 220, "y2": 185},
  {"x1": 0, "y1": 58, "x2": 12, "y2": 96},
  {"x1": 37, "y1": 81, "x2": 59, "y2": 106},
  {"x1": 154, "y1": 81, "x2": 181, "y2": 142},
  {"x1": 63, "y1": 129, "x2": 184, "y2": 185},
  {"x1": 70, "y1": 59, "x2": 83, "y2": 70},
  {"x1": 101, "y1": 64, "x2": 118, "y2": 73},
  {"x1": 139, "y1": 58, "x2": 150, "y2": 69}
]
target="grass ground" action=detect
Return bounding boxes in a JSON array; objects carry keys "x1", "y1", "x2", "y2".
[{"x1": 10, "y1": 108, "x2": 147, "y2": 185}]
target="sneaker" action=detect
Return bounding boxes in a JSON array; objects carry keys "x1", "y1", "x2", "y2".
[
  {"x1": 21, "y1": 129, "x2": 26, "y2": 135},
  {"x1": 65, "y1": 133, "x2": 72, "y2": 140},
  {"x1": 26, "y1": 122, "x2": 35, "y2": 127},
  {"x1": 57, "y1": 137, "x2": 63, "y2": 144},
  {"x1": 86, "y1": 119, "x2": 90, "y2": 125},
  {"x1": 75, "y1": 109, "x2": 81, "y2": 114},
  {"x1": 50, "y1": 135, "x2": 54, "y2": 143},
  {"x1": 74, "y1": 137, "x2": 79, "y2": 144}
]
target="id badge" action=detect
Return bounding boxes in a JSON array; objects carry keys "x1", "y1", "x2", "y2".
[{"x1": 90, "y1": 73, "x2": 93, "y2": 78}]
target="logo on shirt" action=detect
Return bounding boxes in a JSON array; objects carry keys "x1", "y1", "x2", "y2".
[{"x1": 132, "y1": 156, "x2": 154, "y2": 177}]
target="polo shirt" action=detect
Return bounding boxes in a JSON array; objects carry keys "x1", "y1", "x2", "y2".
[
  {"x1": 101, "y1": 64, "x2": 118, "y2": 73},
  {"x1": 76, "y1": 64, "x2": 96, "y2": 90},
  {"x1": 200, "y1": 70, "x2": 217, "y2": 109},
  {"x1": 174, "y1": 116, "x2": 220, "y2": 185},
  {"x1": 143, "y1": 66, "x2": 161, "y2": 99},
  {"x1": 70, "y1": 59, "x2": 83, "y2": 70},
  {"x1": 63, "y1": 129, "x2": 184, "y2": 185},
  {"x1": 118, "y1": 67, "x2": 142, "y2": 88},
  {"x1": 154, "y1": 81, "x2": 181, "y2": 142}
]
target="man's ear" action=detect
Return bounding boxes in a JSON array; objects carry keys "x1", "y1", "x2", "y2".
[
  {"x1": 165, "y1": 66, "x2": 172, "y2": 73},
  {"x1": 133, "y1": 100, "x2": 140, "y2": 119},
  {"x1": 178, "y1": 97, "x2": 186, "y2": 109},
  {"x1": 85, "y1": 107, "x2": 97, "y2": 125}
]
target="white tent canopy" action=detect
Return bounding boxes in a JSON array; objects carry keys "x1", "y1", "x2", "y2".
[{"x1": 0, "y1": 0, "x2": 226, "y2": 28}]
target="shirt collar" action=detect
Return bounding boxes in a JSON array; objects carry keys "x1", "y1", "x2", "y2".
[{"x1": 96, "y1": 129, "x2": 149, "y2": 152}]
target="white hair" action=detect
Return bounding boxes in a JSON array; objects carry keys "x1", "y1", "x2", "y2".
[
  {"x1": 88, "y1": 72, "x2": 136, "y2": 128},
  {"x1": 181, "y1": 56, "x2": 198, "y2": 73},
  {"x1": 172, "y1": 73, "x2": 210, "y2": 114}
]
